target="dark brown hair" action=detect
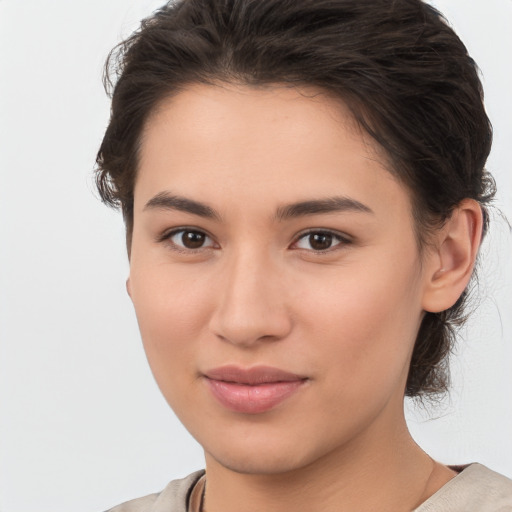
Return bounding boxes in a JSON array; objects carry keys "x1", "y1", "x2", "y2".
[{"x1": 95, "y1": 0, "x2": 494, "y2": 398}]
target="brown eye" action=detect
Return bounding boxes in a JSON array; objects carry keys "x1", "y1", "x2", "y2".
[
  {"x1": 308, "y1": 233, "x2": 333, "y2": 250},
  {"x1": 181, "y1": 231, "x2": 205, "y2": 248},
  {"x1": 168, "y1": 229, "x2": 215, "y2": 250},
  {"x1": 293, "y1": 230, "x2": 349, "y2": 252}
]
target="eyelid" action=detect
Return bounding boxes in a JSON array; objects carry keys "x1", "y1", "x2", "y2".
[
  {"x1": 157, "y1": 226, "x2": 219, "y2": 251},
  {"x1": 290, "y1": 228, "x2": 352, "y2": 252},
  {"x1": 155, "y1": 226, "x2": 351, "y2": 253}
]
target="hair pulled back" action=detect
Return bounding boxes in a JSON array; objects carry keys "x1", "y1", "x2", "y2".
[{"x1": 95, "y1": 0, "x2": 495, "y2": 398}]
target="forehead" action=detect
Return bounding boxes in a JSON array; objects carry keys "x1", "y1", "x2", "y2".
[
  {"x1": 142, "y1": 83, "x2": 370, "y2": 160},
  {"x1": 136, "y1": 83, "x2": 412, "y2": 222}
]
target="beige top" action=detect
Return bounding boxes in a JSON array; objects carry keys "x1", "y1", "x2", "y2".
[{"x1": 104, "y1": 464, "x2": 512, "y2": 512}]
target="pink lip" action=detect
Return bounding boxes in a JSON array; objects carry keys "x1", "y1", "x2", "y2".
[{"x1": 203, "y1": 365, "x2": 308, "y2": 414}]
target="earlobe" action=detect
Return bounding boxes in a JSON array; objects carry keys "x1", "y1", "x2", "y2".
[{"x1": 422, "y1": 199, "x2": 483, "y2": 313}]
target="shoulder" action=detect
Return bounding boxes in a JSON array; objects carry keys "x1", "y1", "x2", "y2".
[
  {"x1": 103, "y1": 470, "x2": 205, "y2": 512},
  {"x1": 415, "y1": 464, "x2": 512, "y2": 511},
  {"x1": 104, "y1": 493, "x2": 159, "y2": 512}
]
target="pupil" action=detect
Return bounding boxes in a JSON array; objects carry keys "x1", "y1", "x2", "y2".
[
  {"x1": 310, "y1": 233, "x2": 332, "y2": 250},
  {"x1": 182, "y1": 231, "x2": 205, "y2": 249}
]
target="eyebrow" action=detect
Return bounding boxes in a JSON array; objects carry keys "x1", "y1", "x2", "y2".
[
  {"x1": 143, "y1": 192, "x2": 373, "y2": 222},
  {"x1": 144, "y1": 192, "x2": 222, "y2": 220},
  {"x1": 274, "y1": 196, "x2": 373, "y2": 221}
]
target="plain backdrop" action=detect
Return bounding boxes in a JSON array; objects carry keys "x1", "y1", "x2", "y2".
[{"x1": 0, "y1": 1, "x2": 511, "y2": 511}]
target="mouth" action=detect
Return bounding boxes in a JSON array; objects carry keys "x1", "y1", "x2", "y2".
[{"x1": 203, "y1": 365, "x2": 308, "y2": 414}]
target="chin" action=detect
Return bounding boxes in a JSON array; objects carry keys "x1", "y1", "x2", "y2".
[
  {"x1": 207, "y1": 449, "x2": 311, "y2": 476},
  {"x1": 201, "y1": 429, "x2": 339, "y2": 477}
]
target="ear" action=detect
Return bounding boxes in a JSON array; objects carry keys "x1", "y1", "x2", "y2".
[
  {"x1": 126, "y1": 277, "x2": 133, "y2": 299},
  {"x1": 422, "y1": 199, "x2": 483, "y2": 313}
]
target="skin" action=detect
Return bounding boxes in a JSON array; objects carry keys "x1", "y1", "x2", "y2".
[{"x1": 127, "y1": 83, "x2": 482, "y2": 511}]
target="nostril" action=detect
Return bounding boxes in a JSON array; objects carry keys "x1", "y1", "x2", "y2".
[{"x1": 209, "y1": 306, "x2": 292, "y2": 347}]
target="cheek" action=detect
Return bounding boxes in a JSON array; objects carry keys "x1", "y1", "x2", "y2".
[
  {"x1": 129, "y1": 237, "x2": 425, "y2": 423},
  {"x1": 129, "y1": 263, "x2": 215, "y2": 389},
  {"x1": 296, "y1": 259, "x2": 423, "y2": 399}
]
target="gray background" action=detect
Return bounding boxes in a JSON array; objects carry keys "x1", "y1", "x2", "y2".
[{"x1": 0, "y1": 1, "x2": 511, "y2": 511}]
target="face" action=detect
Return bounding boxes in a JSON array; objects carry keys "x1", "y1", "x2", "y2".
[{"x1": 129, "y1": 83, "x2": 431, "y2": 475}]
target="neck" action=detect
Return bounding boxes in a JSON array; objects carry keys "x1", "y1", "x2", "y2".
[{"x1": 202, "y1": 404, "x2": 454, "y2": 512}]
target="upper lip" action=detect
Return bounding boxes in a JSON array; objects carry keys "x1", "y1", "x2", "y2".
[{"x1": 203, "y1": 365, "x2": 307, "y2": 385}]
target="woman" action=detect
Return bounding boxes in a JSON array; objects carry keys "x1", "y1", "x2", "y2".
[{"x1": 96, "y1": 0, "x2": 512, "y2": 510}]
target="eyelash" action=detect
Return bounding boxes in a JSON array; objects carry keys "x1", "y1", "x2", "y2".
[
  {"x1": 157, "y1": 227, "x2": 218, "y2": 253},
  {"x1": 157, "y1": 228, "x2": 352, "y2": 254},
  {"x1": 291, "y1": 229, "x2": 352, "y2": 253}
]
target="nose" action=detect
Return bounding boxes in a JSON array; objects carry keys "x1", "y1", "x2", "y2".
[{"x1": 208, "y1": 250, "x2": 293, "y2": 347}]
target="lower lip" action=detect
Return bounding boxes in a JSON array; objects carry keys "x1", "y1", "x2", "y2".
[{"x1": 204, "y1": 378, "x2": 306, "y2": 414}]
